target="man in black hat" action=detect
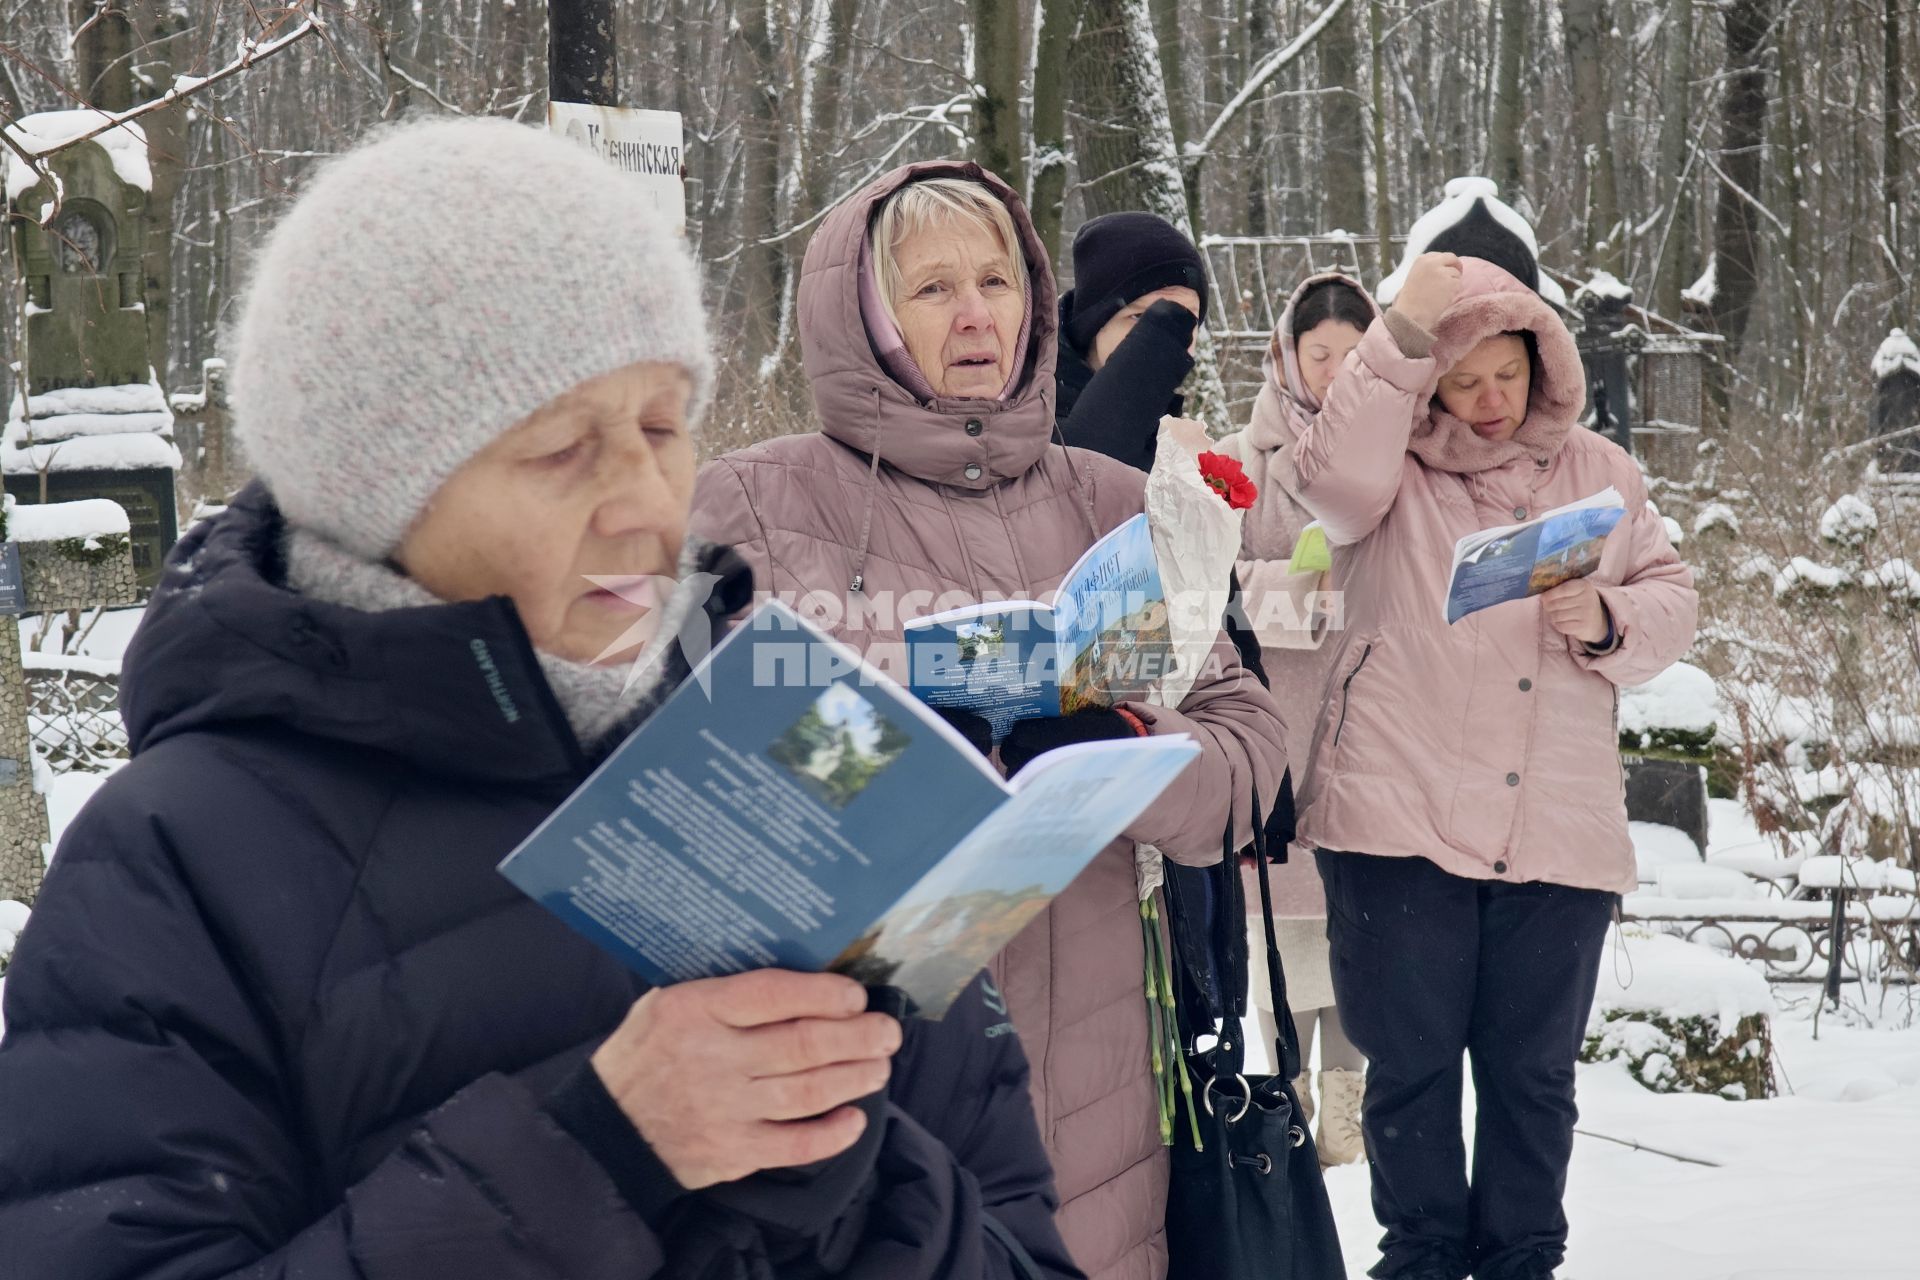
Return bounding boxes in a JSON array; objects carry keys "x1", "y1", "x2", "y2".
[{"x1": 1055, "y1": 211, "x2": 1212, "y2": 471}]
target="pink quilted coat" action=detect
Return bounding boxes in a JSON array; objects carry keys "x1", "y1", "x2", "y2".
[
  {"x1": 1291, "y1": 259, "x2": 1697, "y2": 894},
  {"x1": 690, "y1": 160, "x2": 1287, "y2": 1280},
  {"x1": 1214, "y1": 272, "x2": 1383, "y2": 919}
]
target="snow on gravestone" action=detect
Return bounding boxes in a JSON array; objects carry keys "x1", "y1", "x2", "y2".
[
  {"x1": 1583, "y1": 928, "x2": 1777, "y2": 1100},
  {"x1": 1374, "y1": 177, "x2": 1569, "y2": 308},
  {"x1": 1619, "y1": 661, "x2": 1719, "y2": 854}
]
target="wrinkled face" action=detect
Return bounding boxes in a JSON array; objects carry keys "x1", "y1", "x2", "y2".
[
  {"x1": 396, "y1": 362, "x2": 696, "y2": 665},
  {"x1": 1089, "y1": 285, "x2": 1203, "y2": 371},
  {"x1": 1294, "y1": 318, "x2": 1365, "y2": 404},
  {"x1": 891, "y1": 217, "x2": 1026, "y2": 398},
  {"x1": 1436, "y1": 333, "x2": 1532, "y2": 442}
]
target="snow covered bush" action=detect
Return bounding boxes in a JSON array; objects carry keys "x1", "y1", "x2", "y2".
[
  {"x1": 1663, "y1": 438, "x2": 1920, "y2": 889},
  {"x1": 1618, "y1": 661, "x2": 1717, "y2": 758},
  {"x1": 1583, "y1": 929, "x2": 1777, "y2": 1100},
  {"x1": 0, "y1": 900, "x2": 28, "y2": 979}
]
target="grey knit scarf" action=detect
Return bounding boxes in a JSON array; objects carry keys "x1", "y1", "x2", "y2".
[{"x1": 285, "y1": 529, "x2": 716, "y2": 752}]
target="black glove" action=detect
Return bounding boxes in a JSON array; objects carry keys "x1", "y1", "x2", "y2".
[
  {"x1": 1058, "y1": 299, "x2": 1198, "y2": 471},
  {"x1": 998, "y1": 707, "x2": 1142, "y2": 779},
  {"x1": 933, "y1": 706, "x2": 995, "y2": 758},
  {"x1": 1261, "y1": 767, "x2": 1297, "y2": 861},
  {"x1": 1132, "y1": 296, "x2": 1200, "y2": 350}
]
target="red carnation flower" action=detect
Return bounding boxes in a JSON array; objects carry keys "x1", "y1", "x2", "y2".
[{"x1": 1197, "y1": 451, "x2": 1257, "y2": 510}]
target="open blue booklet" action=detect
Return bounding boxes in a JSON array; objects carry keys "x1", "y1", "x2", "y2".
[
  {"x1": 1444, "y1": 487, "x2": 1627, "y2": 624},
  {"x1": 902, "y1": 512, "x2": 1173, "y2": 739},
  {"x1": 498, "y1": 600, "x2": 1200, "y2": 1018}
]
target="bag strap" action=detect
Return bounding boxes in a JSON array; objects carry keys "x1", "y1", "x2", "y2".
[
  {"x1": 1249, "y1": 772, "x2": 1303, "y2": 1081},
  {"x1": 982, "y1": 1211, "x2": 1047, "y2": 1280},
  {"x1": 1205, "y1": 796, "x2": 1250, "y2": 1080}
]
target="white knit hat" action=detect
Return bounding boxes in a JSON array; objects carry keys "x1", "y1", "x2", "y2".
[{"x1": 231, "y1": 118, "x2": 712, "y2": 560}]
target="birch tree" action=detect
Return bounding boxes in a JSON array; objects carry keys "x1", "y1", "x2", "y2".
[{"x1": 1563, "y1": 0, "x2": 1624, "y2": 274}]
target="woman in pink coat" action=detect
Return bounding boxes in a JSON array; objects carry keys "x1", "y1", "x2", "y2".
[
  {"x1": 691, "y1": 160, "x2": 1286, "y2": 1280},
  {"x1": 1213, "y1": 274, "x2": 1379, "y2": 1166},
  {"x1": 1292, "y1": 252, "x2": 1697, "y2": 1280}
]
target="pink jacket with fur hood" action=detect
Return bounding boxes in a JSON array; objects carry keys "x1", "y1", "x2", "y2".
[
  {"x1": 1215, "y1": 273, "x2": 1383, "y2": 918},
  {"x1": 691, "y1": 160, "x2": 1287, "y2": 1280},
  {"x1": 1291, "y1": 259, "x2": 1696, "y2": 894}
]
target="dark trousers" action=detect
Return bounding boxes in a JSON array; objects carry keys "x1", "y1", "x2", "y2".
[{"x1": 1315, "y1": 851, "x2": 1615, "y2": 1280}]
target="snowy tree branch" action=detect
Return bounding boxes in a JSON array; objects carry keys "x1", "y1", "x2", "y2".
[
  {"x1": 1185, "y1": 0, "x2": 1352, "y2": 166},
  {"x1": 2, "y1": 5, "x2": 324, "y2": 226},
  {"x1": 711, "y1": 92, "x2": 973, "y2": 262},
  {"x1": 1700, "y1": 148, "x2": 1790, "y2": 238}
]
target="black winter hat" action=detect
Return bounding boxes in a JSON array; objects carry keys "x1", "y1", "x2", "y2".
[
  {"x1": 1424, "y1": 201, "x2": 1541, "y2": 299},
  {"x1": 1063, "y1": 212, "x2": 1210, "y2": 353}
]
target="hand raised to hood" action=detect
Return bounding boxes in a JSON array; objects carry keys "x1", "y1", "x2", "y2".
[{"x1": 1390, "y1": 252, "x2": 1464, "y2": 335}]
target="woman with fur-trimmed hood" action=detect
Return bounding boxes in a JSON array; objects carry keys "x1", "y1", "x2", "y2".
[{"x1": 1291, "y1": 250, "x2": 1696, "y2": 1280}]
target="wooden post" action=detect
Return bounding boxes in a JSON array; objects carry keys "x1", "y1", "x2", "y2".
[{"x1": 549, "y1": 0, "x2": 619, "y2": 107}]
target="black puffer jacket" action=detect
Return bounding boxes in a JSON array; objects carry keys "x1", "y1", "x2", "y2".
[{"x1": 0, "y1": 484, "x2": 1080, "y2": 1280}]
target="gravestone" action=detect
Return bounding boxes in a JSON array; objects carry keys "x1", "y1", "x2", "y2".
[
  {"x1": 1622, "y1": 758, "x2": 1710, "y2": 853},
  {"x1": 0, "y1": 495, "x2": 138, "y2": 905},
  {"x1": 3, "y1": 114, "x2": 179, "y2": 591},
  {"x1": 1617, "y1": 661, "x2": 1719, "y2": 855},
  {"x1": 1872, "y1": 329, "x2": 1920, "y2": 473},
  {"x1": 169, "y1": 357, "x2": 246, "y2": 524},
  {"x1": 1571, "y1": 273, "x2": 1638, "y2": 455}
]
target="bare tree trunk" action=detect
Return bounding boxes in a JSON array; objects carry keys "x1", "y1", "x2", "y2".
[
  {"x1": 549, "y1": 0, "x2": 618, "y2": 105},
  {"x1": 1067, "y1": 0, "x2": 1227, "y2": 421},
  {"x1": 1318, "y1": 0, "x2": 1367, "y2": 234},
  {"x1": 970, "y1": 0, "x2": 1024, "y2": 188},
  {"x1": 1713, "y1": 0, "x2": 1774, "y2": 355},
  {"x1": 1653, "y1": 0, "x2": 1694, "y2": 317},
  {"x1": 71, "y1": 0, "x2": 134, "y2": 110},
  {"x1": 803, "y1": 0, "x2": 860, "y2": 223},
  {"x1": 375, "y1": 0, "x2": 416, "y2": 115},
  {"x1": 1488, "y1": 0, "x2": 1526, "y2": 201},
  {"x1": 0, "y1": 46, "x2": 23, "y2": 118},
  {"x1": 1887, "y1": 0, "x2": 1907, "y2": 325},
  {"x1": 1563, "y1": 0, "x2": 1623, "y2": 274},
  {"x1": 1244, "y1": 0, "x2": 1274, "y2": 237},
  {"x1": 131, "y1": 0, "x2": 189, "y2": 388},
  {"x1": 1151, "y1": 0, "x2": 1187, "y2": 151},
  {"x1": 1028, "y1": 0, "x2": 1074, "y2": 265},
  {"x1": 734, "y1": 0, "x2": 785, "y2": 373},
  {"x1": 1370, "y1": 0, "x2": 1392, "y2": 263},
  {"x1": 1775, "y1": 13, "x2": 1810, "y2": 395}
]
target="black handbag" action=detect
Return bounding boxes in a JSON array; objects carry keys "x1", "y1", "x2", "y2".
[{"x1": 1163, "y1": 778, "x2": 1346, "y2": 1280}]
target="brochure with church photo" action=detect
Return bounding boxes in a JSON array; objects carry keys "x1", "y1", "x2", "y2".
[
  {"x1": 498, "y1": 600, "x2": 1199, "y2": 1017},
  {"x1": 1443, "y1": 487, "x2": 1627, "y2": 624},
  {"x1": 901, "y1": 513, "x2": 1174, "y2": 739}
]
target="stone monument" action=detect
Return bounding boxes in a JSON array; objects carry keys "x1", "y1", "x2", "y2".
[{"x1": 3, "y1": 113, "x2": 180, "y2": 591}]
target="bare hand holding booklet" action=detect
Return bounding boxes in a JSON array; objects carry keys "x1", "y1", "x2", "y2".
[
  {"x1": 1444, "y1": 486, "x2": 1627, "y2": 624},
  {"x1": 498, "y1": 600, "x2": 1200, "y2": 1017},
  {"x1": 901, "y1": 512, "x2": 1173, "y2": 739}
]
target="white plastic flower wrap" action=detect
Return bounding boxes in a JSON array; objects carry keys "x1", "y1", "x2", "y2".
[
  {"x1": 1138, "y1": 416, "x2": 1252, "y2": 1151},
  {"x1": 1133, "y1": 416, "x2": 1249, "y2": 900}
]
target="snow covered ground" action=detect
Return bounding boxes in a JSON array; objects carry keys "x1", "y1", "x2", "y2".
[
  {"x1": 1298, "y1": 1012, "x2": 1920, "y2": 1279},
  {"x1": 1244, "y1": 799, "x2": 1920, "y2": 1279}
]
